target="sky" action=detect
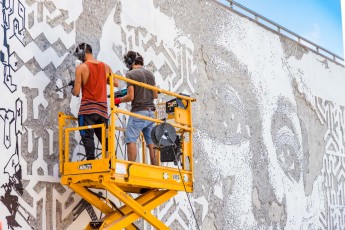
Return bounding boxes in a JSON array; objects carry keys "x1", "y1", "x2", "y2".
[
  {"x1": 342, "y1": 0, "x2": 345, "y2": 58},
  {"x1": 218, "y1": 0, "x2": 344, "y2": 58}
]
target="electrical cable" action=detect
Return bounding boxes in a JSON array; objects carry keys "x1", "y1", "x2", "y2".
[
  {"x1": 171, "y1": 140, "x2": 201, "y2": 230},
  {"x1": 157, "y1": 128, "x2": 201, "y2": 230}
]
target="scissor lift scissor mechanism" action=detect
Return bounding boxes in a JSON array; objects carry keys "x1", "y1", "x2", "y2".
[{"x1": 58, "y1": 74, "x2": 196, "y2": 229}]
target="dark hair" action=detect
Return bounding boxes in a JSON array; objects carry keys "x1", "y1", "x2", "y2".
[
  {"x1": 124, "y1": 51, "x2": 144, "y2": 67},
  {"x1": 76, "y1": 43, "x2": 92, "y2": 54}
]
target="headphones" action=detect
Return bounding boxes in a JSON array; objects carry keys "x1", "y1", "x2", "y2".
[
  {"x1": 75, "y1": 43, "x2": 87, "y2": 62},
  {"x1": 124, "y1": 52, "x2": 139, "y2": 70}
]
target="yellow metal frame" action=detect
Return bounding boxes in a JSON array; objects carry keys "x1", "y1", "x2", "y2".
[{"x1": 58, "y1": 73, "x2": 196, "y2": 229}]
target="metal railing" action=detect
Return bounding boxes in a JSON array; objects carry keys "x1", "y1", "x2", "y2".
[{"x1": 215, "y1": 0, "x2": 344, "y2": 66}]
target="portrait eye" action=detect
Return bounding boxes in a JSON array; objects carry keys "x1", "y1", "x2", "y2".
[
  {"x1": 213, "y1": 88, "x2": 250, "y2": 145},
  {"x1": 222, "y1": 105, "x2": 249, "y2": 144},
  {"x1": 275, "y1": 126, "x2": 301, "y2": 182}
]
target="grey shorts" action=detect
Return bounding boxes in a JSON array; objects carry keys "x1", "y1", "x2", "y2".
[{"x1": 125, "y1": 110, "x2": 155, "y2": 145}]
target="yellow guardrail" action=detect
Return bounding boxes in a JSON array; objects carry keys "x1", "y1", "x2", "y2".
[
  {"x1": 58, "y1": 73, "x2": 197, "y2": 229},
  {"x1": 59, "y1": 73, "x2": 196, "y2": 174}
]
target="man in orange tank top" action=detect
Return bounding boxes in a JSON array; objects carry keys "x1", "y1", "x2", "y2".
[{"x1": 71, "y1": 43, "x2": 118, "y2": 160}]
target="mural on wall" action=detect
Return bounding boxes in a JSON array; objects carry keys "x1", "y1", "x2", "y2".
[
  {"x1": 1, "y1": 0, "x2": 26, "y2": 229},
  {"x1": 96, "y1": 0, "x2": 197, "y2": 95},
  {"x1": 190, "y1": 46, "x2": 312, "y2": 229},
  {"x1": 148, "y1": 1, "x2": 343, "y2": 229},
  {"x1": 1, "y1": 99, "x2": 25, "y2": 230},
  {"x1": 0, "y1": 0, "x2": 344, "y2": 229},
  {"x1": 96, "y1": 1, "x2": 200, "y2": 228},
  {"x1": 1, "y1": 0, "x2": 198, "y2": 229},
  {"x1": 1, "y1": 0, "x2": 25, "y2": 93},
  {"x1": 316, "y1": 98, "x2": 345, "y2": 229},
  {"x1": 0, "y1": 0, "x2": 100, "y2": 229},
  {"x1": 94, "y1": 0, "x2": 198, "y2": 164}
]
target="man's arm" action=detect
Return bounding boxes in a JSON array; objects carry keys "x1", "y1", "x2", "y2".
[
  {"x1": 153, "y1": 89, "x2": 158, "y2": 99},
  {"x1": 119, "y1": 85, "x2": 134, "y2": 103},
  {"x1": 153, "y1": 77, "x2": 158, "y2": 99},
  {"x1": 72, "y1": 64, "x2": 83, "y2": 96},
  {"x1": 105, "y1": 63, "x2": 119, "y2": 87}
]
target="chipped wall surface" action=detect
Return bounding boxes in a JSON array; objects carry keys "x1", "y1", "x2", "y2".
[{"x1": 0, "y1": 0, "x2": 345, "y2": 229}]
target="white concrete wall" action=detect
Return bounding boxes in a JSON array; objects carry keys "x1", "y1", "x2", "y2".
[{"x1": 0, "y1": 0, "x2": 344, "y2": 229}]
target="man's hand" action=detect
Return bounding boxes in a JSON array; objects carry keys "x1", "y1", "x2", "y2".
[{"x1": 114, "y1": 98, "x2": 121, "y2": 106}]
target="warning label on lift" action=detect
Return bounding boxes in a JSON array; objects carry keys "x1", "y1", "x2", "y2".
[{"x1": 79, "y1": 163, "x2": 92, "y2": 170}]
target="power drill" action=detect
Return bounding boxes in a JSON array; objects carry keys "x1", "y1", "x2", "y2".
[{"x1": 110, "y1": 88, "x2": 127, "y2": 98}]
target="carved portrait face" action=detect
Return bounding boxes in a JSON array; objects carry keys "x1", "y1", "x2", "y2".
[
  {"x1": 252, "y1": 83, "x2": 306, "y2": 229},
  {"x1": 196, "y1": 74, "x2": 307, "y2": 230},
  {"x1": 189, "y1": 43, "x2": 258, "y2": 228},
  {"x1": 193, "y1": 31, "x2": 307, "y2": 228},
  {"x1": 196, "y1": 85, "x2": 256, "y2": 228}
]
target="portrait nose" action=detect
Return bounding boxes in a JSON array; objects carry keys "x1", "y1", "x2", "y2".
[{"x1": 252, "y1": 142, "x2": 287, "y2": 228}]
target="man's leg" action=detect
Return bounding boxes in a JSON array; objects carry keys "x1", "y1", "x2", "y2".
[
  {"x1": 147, "y1": 143, "x2": 157, "y2": 165},
  {"x1": 125, "y1": 115, "x2": 142, "y2": 162},
  {"x1": 127, "y1": 142, "x2": 137, "y2": 161},
  {"x1": 142, "y1": 113, "x2": 157, "y2": 165},
  {"x1": 94, "y1": 114, "x2": 108, "y2": 156},
  {"x1": 78, "y1": 114, "x2": 95, "y2": 160}
]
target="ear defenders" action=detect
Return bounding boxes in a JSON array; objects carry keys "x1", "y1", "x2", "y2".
[
  {"x1": 124, "y1": 52, "x2": 138, "y2": 70},
  {"x1": 75, "y1": 43, "x2": 87, "y2": 62}
]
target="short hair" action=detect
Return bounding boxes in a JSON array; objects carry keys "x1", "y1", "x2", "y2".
[
  {"x1": 76, "y1": 43, "x2": 92, "y2": 54},
  {"x1": 124, "y1": 51, "x2": 144, "y2": 66}
]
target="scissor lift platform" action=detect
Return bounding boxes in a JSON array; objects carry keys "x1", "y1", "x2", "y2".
[{"x1": 58, "y1": 74, "x2": 196, "y2": 229}]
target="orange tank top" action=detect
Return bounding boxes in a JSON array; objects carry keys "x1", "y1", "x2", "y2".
[{"x1": 78, "y1": 62, "x2": 108, "y2": 118}]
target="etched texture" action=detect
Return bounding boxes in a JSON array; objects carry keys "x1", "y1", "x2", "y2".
[{"x1": 0, "y1": 0, "x2": 344, "y2": 229}]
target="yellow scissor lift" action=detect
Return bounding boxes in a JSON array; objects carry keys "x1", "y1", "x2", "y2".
[{"x1": 58, "y1": 74, "x2": 196, "y2": 229}]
